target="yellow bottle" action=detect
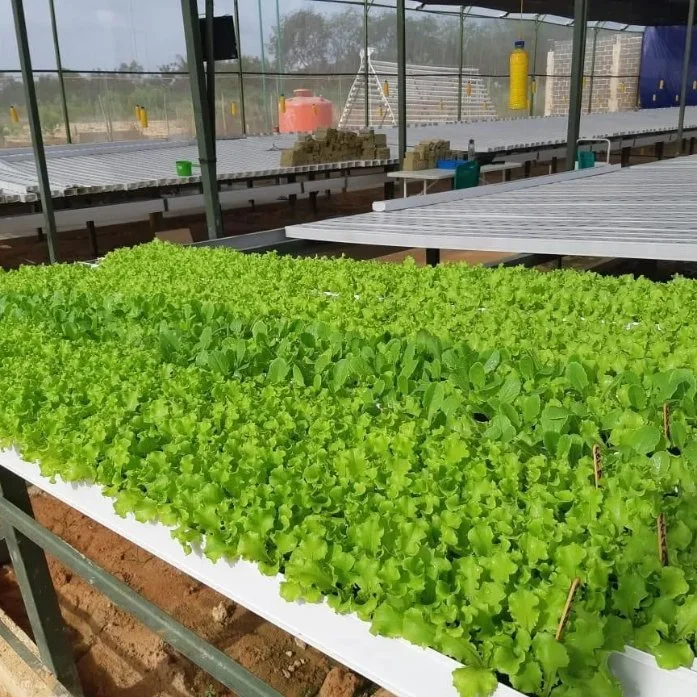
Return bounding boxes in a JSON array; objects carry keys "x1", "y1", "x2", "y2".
[{"x1": 509, "y1": 40, "x2": 529, "y2": 111}]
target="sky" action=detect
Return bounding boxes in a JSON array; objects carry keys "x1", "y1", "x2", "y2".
[{"x1": 0, "y1": 0, "x2": 341, "y2": 72}]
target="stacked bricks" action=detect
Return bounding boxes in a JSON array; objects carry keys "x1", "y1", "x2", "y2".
[
  {"x1": 402, "y1": 139, "x2": 454, "y2": 171},
  {"x1": 544, "y1": 34, "x2": 642, "y2": 116},
  {"x1": 280, "y1": 128, "x2": 391, "y2": 167}
]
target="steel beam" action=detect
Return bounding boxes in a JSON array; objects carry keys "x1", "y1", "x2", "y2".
[
  {"x1": 11, "y1": 0, "x2": 59, "y2": 263},
  {"x1": 181, "y1": 0, "x2": 224, "y2": 240},
  {"x1": 0, "y1": 477, "x2": 281, "y2": 697},
  {"x1": 587, "y1": 25, "x2": 599, "y2": 114},
  {"x1": 396, "y1": 0, "x2": 407, "y2": 162},
  {"x1": 457, "y1": 6, "x2": 465, "y2": 121},
  {"x1": 257, "y1": 0, "x2": 269, "y2": 130},
  {"x1": 233, "y1": 0, "x2": 247, "y2": 134},
  {"x1": 205, "y1": 0, "x2": 216, "y2": 157},
  {"x1": 565, "y1": 0, "x2": 589, "y2": 170},
  {"x1": 530, "y1": 19, "x2": 540, "y2": 117},
  {"x1": 364, "y1": 0, "x2": 370, "y2": 127},
  {"x1": 48, "y1": 0, "x2": 71, "y2": 144},
  {"x1": 0, "y1": 468, "x2": 83, "y2": 695},
  {"x1": 678, "y1": 0, "x2": 696, "y2": 147},
  {"x1": 275, "y1": 0, "x2": 283, "y2": 98}
]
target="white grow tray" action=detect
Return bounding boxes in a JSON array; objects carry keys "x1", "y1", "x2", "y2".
[{"x1": 1, "y1": 448, "x2": 695, "y2": 697}]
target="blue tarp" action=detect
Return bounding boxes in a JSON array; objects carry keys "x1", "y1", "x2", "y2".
[{"x1": 640, "y1": 26, "x2": 697, "y2": 109}]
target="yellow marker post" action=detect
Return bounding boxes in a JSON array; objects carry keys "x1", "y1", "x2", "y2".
[
  {"x1": 9, "y1": 105, "x2": 19, "y2": 124},
  {"x1": 383, "y1": 81, "x2": 390, "y2": 97},
  {"x1": 466, "y1": 81, "x2": 473, "y2": 97},
  {"x1": 230, "y1": 101, "x2": 238, "y2": 117},
  {"x1": 278, "y1": 94, "x2": 286, "y2": 115},
  {"x1": 140, "y1": 107, "x2": 149, "y2": 128}
]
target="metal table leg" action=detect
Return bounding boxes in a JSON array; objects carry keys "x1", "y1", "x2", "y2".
[
  {"x1": 0, "y1": 468, "x2": 83, "y2": 696},
  {"x1": 426, "y1": 248, "x2": 440, "y2": 266}
]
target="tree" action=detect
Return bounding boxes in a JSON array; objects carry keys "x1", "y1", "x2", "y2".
[
  {"x1": 268, "y1": 10, "x2": 331, "y2": 72},
  {"x1": 158, "y1": 56, "x2": 187, "y2": 73},
  {"x1": 116, "y1": 61, "x2": 145, "y2": 73},
  {"x1": 327, "y1": 9, "x2": 364, "y2": 72}
]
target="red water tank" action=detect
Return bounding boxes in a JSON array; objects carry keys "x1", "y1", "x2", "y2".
[{"x1": 279, "y1": 89, "x2": 333, "y2": 133}]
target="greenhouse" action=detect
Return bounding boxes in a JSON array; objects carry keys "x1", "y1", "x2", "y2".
[{"x1": 1, "y1": 2, "x2": 697, "y2": 697}]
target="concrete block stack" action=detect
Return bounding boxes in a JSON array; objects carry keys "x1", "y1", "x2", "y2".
[
  {"x1": 280, "y1": 128, "x2": 392, "y2": 167},
  {"x1": 402, "y1": 139, "x2": 453, "y2": 171}
]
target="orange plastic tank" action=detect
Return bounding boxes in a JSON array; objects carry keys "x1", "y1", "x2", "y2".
[{"x1": 279, "y1": 89, "x2": 333, "y2": 133}]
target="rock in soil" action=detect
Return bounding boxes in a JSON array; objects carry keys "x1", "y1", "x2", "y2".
[
  {"x1": 319, "y1": 667, "x2": 365, "y2": 697},
  {"x1": 372, "y1": 690, "x2": 397, "y2": 697},
  {"x1": 210, "y1": 600, "x2": 235, "y2": 625}
]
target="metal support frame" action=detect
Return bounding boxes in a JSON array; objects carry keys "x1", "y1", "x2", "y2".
[
  {"x1": 233, "y1": 0, "x2": 247, "y2": 134},
  {"x1": 48, "y1": 0, "x2": 71, "y2": 144},
  {"x1": 678, "y1": 0, "x2": 696, "y2": 147},
  {"x1": 11, "y1": 0, "x2": 59, "y2": 263},
  {"x1": 0, "y1": 468, "x2": 281, "y2": 697},
  {"x1": 181, "y1": 0, "x2": 224, "y2": 240},
  {"x1": 425, "y1": 248, "x2": 440, "y2": 266},
  {"x1": 457, "y1": 6, "x2": 465, "y2": 121},
  {"x1": 275, "y1": 0, "x2": 283, "y2": 99},
  {"x1": 364, "y1": 0, "x2": 370, "y2": 127},
  {"x1": 396, "y1": 0, "x2": 407, "y2": 162},
  {"x1": 529, "y1": 19, "x2": 540, "y2": 117},
  {"x1": 0, "y1": 468, "x2": 83, "y2": 695},
  {"x1": 587, "y1": 25, "x2": 600, "y2": 114},
  {"x1": 565, "y1": 0, "x2": 589, "y2": 170},
  {"x1": 257, "y1": 0, "x2": 270, "y2": 130},
  {"x1": 205, "y1": 0, "x2": 216, "y2": 157},
  {"x1": 86, "y1": 220, "x2": 98, "y2": 258}
]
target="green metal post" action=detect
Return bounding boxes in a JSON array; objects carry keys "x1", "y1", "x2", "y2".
[
  {"x1": 457, "y1": 6, "x2": 464, "y2": 121},
  {"x1": 233, "y1": 0, "x2": 247, "y2": 134},
  {"x1": 565, "y1": 0, "x2": 589, "y2": 171},
  {"x1": 678, "y1": 0, "x2": 696, "y2": 147},
  {"x1": 181, "y1": 0, "x2": 224, "y2": 239},
  {"x1": 397, "y1": 0, "x2": 407, "y2": 161},
  {"x1": 0, "y1": 469, "x2": 83, "y2": 694},
  {"x1": 48, "y1": 0, "x2": 71, "y2": 144},
  {"x1": 587, "y1": 25, "x2": 599, "y2": 114},
  {"x1": 206, "y1": 0, "x2": 216, "y2": 156},
  {"x1": 12, "y1": 0, "x2": 59, "y2": 263},
  {"x1": 364, "y1": 0, "x2": 370, "y2": 127},
  {"x1": 0, "y1": 478, "x2": 282, "y2": 697},
  {"x1": 258, "y1": 0, "x2": 269, "y2": 130},
  {"x1": 275, "y1": 0, "x2": 283, "y2": 98},
  {"x1": 529, "y1": 19, "x2": 540, "y2": 117}
]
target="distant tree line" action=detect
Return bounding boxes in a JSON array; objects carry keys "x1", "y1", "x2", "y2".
[{"x1": 0, "y1": 7, "x2": 576, "y2": 142}]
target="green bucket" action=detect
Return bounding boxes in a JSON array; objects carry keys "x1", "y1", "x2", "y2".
[
  {"x1": 176, "y1": 160, "x2": 193, "y2": 176},
  {"x1": 577, "y1": 151, "x2": 596, "y2": 170}
]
